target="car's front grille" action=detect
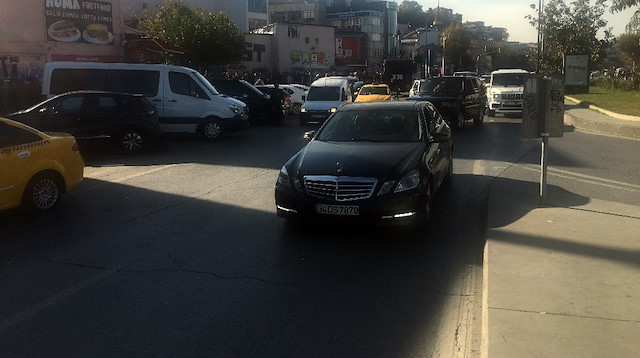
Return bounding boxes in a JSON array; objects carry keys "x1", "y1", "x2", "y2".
[
  {"x1": 304, "y1": 176, "x2": 377, "y2": 202},
  {"x1": 501, "y1": 93, "x2": 523, "y2": 100}
]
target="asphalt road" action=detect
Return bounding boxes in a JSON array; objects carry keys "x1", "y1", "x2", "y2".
[{"x1": 1, "y1": 113, "x2": 637, "y2": 357}]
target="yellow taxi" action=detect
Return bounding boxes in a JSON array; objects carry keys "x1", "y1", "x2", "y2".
[
  {"x1": 354, "y1": 84, "x2": 394, "y2": 102},
  {"x1": 0, "y1": 117, "x2": 84, "y2": 212}
]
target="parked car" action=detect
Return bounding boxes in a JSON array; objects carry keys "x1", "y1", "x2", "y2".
[
  {"x1": 275, "y1": 101, "x2": 453, "y2": 227},
  {"x1": 6, "y1": 91, "x2": 161, "y2": 153},
  {"x1": 354, "y1": 84, "x2": 394, "y2": 102},
  {"x1": 254, "y1": 85, "x2": 292, "y2": 118},
  {"x1": 210, "y1": 79, "x2": 279, "y2": 124},
  {"x1": 407, "y1": 76, "x2": 487, "y2": 130},
  {"x1": 261, "y1": 84, "x2": 307, "y2": 115},
  {"x1": 0, "y1": 117, "x2": 84, "y2": 212},
  {"x1": 42, "y1": 62, "x2": 250, "y2": 140}
]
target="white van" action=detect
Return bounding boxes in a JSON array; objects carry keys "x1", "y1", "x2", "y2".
[
  {"x1": 42, "y1": 62, "x2": 249, "y2": 139},
  {"x1": 299, "y1": 77, "x2": 352, "y2": 125}
]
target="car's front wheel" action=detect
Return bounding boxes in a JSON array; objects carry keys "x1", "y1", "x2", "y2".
[
  {"x1": 23, "y1": 172, "x2": 63, "y2": 212},
  {"x1": 119, "y1": 129, "x2": 144, "y2": 153},
  {"x1": 474, "y1": 107, "x2": 485, "y2": 126},
  {"x1": 415, "y1": 181, "x2": 433, "y2": 228},
  {"x1": 454, "y1": 111, "x2": 465, "y2": 130},
  {"x1": 201, "y1": 119, "x2": 222, "y2": 140}
]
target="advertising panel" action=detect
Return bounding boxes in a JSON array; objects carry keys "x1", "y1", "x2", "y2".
[{"x1": 44, "y1": 0, "x2": 114, "y2": 45}]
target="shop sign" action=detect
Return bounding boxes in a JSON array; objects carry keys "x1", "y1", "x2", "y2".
[{"x1": 45, "y1": 0, "x2": 114, "y2": 45}]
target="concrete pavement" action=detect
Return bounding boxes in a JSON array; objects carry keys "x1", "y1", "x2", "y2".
[{"x1": 481, "y1": 100, "x2": 640, "y2": 357}]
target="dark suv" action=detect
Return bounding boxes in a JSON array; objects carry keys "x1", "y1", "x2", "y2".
[
  {"x1": 7, "y1": 91, "x2": 160, "y2": 153},
  {"x1": 210, "y1": 79, "x2": 278, "y2": 124},
  {"x1": 407, "y1": 76, "x2": 487, "y2": 130}
]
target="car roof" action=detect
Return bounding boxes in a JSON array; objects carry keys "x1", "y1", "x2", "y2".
[
  {"x1": 53, "y1": 90, "x2": 144, "y2": 97},
  {"x1": 341, "y1": 101, "x2": 426, "y2": 112},
  {"x1": 311, "y1": 77, "x2": 350, "y2": 87}
]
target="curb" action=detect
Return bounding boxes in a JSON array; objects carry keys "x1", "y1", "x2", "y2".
[{"x1": 564, "y1": 96, "x2": 640, "y2": 140}]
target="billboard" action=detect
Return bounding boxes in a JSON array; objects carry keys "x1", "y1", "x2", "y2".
[{"x1": 45, "y1": 0, "x2": 114, "y2": 45}]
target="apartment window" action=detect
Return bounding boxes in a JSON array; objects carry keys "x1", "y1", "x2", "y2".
[
  {"x1": 303, "y1": 10, "x2": 315, "y2": 23},
  {"x1": 372, "y1": 33, "x2": 381, "y2": 42},
  {"x1": 288, "y1": 26, "x2": 299, "y2": 38},
  {"x1": 248, "y1": 0, "x2": 267, "y2": 14},
  {"x1": 372, "y1": 17, "x2": 381, "y2": 26},
  {"x1": 315, "y1": 38, "x2": 319, "y2": 45},
  {"x1": 305, "y1": 37, "x2": 309, "y2": 44},
  {"x1": 343, "y1": 49, "x2": 352, "y2": 57},
  {"x1": 272, "y1": 11, "x2": 285, "y2": 23}
]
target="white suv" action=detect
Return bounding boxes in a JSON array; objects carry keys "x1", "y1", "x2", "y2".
[{"x1": 487, "y1": 69, "x2": 529, "y2": 117}]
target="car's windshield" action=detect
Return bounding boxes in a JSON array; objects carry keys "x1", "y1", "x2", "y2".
[
  {"x1": 492, "y1": 73, "x2": 526, "y2": 86},
  {"x1": 192, "y1": 71, "x2": 219, "y2": 96},
  {"x1": 306, "y1": 86, "x2": 340, "y2": 101},
  {"x1": 359, "y1": 86, "x2": 390, "y2": 95},
  {"x1": 419, "y1": 78, "x2": 463, "y2": 94},
  {"x1": 316, "y1": 109, "x2": 421, "y2": 142}
]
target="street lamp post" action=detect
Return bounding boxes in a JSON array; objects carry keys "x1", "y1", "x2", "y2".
[{"x1": 442, "y1": 34, "x2": 448, "y2": 75}]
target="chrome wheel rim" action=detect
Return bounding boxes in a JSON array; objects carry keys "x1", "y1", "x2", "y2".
[
  {"x1": 32, "y1": 178, "x2": 59, "y2": 210},
  {"x1": 122, "y1": 132, "x2": 143, "y2": 152},
  {"x1": 204, "y1": 122, "x2": 221, "y2": 139}
]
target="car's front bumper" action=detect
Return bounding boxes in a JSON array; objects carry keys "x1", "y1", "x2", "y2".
[
  {"x1": 223, "y1": 113, "x2": 250, "y2": 132},
  {"x1": 275, "y1": 183, "x2": 424, "y2": 226}
]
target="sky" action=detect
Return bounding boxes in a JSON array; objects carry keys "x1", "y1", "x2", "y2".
[{"x1": 412, "y1": 0, "x2": 638, "y2": 43}]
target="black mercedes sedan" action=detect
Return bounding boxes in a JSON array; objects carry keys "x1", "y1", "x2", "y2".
[{"x1": 275, "y1": 101, "x2": 453, "y2": 227}]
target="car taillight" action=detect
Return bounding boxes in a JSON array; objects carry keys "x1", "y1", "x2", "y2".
[{"x1": 72, "y1": 142, "x2": 80, "y2": 153}]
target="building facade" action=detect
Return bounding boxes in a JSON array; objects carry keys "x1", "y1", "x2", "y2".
[
  {"x1": 1, "y1": 0, "x2": 126, "y2": 113},
  {"x1": 121, "y1": 0, "x2": 269, "y2": 31}
]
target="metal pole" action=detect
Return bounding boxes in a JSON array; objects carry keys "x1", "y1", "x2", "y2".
[
  {"x1": 537, "y1": 0, "x2": 542, "y2": 72},
  {"x1": 540, "y1": 133, "x2": 549, "y2": 203}
]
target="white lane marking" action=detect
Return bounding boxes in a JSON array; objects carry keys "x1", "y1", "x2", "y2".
[
  {"x1": 518, "y1": 164, "x2": 640, "y2": 192},
  {"x1": 85, "y1": 164, "x2": 177, "y2": 183}
]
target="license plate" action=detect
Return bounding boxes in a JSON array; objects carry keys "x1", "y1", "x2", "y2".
[
  {"x1": 312, "y1": 114, "x2": 325, "y2": 119},
  {"x1": 506, "y1": 101, "x2": 517, "y2": 106},
  {"x1": 316, "y1": 204, "x2": 359, "y2": 216}
]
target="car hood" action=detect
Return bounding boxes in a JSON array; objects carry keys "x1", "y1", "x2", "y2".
[
  {"x1": 301, "y1": 100, "x2": 341, "y2": 111},
  {"x1": 291, "y1": 140, "x2": 425, "y2": 179}
]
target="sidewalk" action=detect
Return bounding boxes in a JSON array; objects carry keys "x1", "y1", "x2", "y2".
[{"x1": 481, "y1": 101, "x2": 640, "y2": 357}]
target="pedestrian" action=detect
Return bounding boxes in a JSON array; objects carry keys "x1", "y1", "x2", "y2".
[{"x1": 269, "y1": 83, "x2": 284, "y2": 124}]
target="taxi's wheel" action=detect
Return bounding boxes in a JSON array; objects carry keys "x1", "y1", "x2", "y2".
[
  {"x1": 23, "y1": 173, "x2": 62, "y2": 212},
  {"x1": 120, "y1": 129, "x2": 144, "y2": 153},
  {"x1": 202, "y1": 120, "x2": 222, "y2": 140}
]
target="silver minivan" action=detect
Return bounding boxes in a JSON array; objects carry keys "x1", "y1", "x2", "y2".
[{"x1": 41, "y1": 62, "x2": 249, "y2": 140}]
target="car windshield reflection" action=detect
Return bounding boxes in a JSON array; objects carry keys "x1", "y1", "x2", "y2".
[
  {"x1": 419, "y1": 78, "x2": 463, "y2": 94},
  {"x1": 316, "y1": 110, "x2": 422, "y2": 143}
]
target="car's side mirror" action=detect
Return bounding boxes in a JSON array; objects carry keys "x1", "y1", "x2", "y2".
[{"x1": 303, "y1": 131, "x2": 315, "y2": 141}]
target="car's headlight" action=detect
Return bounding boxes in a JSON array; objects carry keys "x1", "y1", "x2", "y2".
[
  {"x1": 330, "y1": 107, "x2": 337, "y2": 113},
  {"x1": 394, "y1": 170, "x2": 420, "y2": 193},
  {"x1": 300, "y1": 107, "x2": 307, "y2": 113},
  {"x1": 493, "y1": 94, "x2": 500, "y2": 100},
  {"x1": 277, "y1": 165, "x2": 291, "y2": 188},
  {"x1": 229, "y1": 105, "x2": 242, "y2": 115}
]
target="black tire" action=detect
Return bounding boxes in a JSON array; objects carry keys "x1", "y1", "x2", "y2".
[
  {"x1": 474, "y1": 107, "x2": 485, "y2": 126},
  {"x1": 415, "y1": 181, "x2": 433, "y2": 228},
  {"x1": 292, "y1": 103, "x2": 301, "y2": 115},
  {"x1": 118, "y1": 129, "x2": 144, "y2": 153},
  {"x1": 454, "y1": 111, "x2": 465, "y2": 130},
  {"x1": 23, "y1": 172, "x2": 63, "y2": 213},
  {"x1": 202, "y1": 119, "x2": 222, "y2": 140},
  {"x1": 442, "y1": 156, "x2": 453, "y2": 187}
]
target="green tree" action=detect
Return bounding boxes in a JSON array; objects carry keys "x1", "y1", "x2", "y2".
[
  {"x1": 616, "y1": 32, "x2": 640, "y2": 67},
  {"x1": 141, "y1": 1, "x2": 245, "y2": 68},
  {"x1": 610, "y1": 0, "x2": 640, "y2": 31},
  {"x1": 442, "y1": 24, "x2": 473, "y2": 73},
  {"x1": 527, "y1": 0, "x2": 613, "y2": 75},
  {"x1": 398, "y1": 1, "x2": 430, "y2": 28}
]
